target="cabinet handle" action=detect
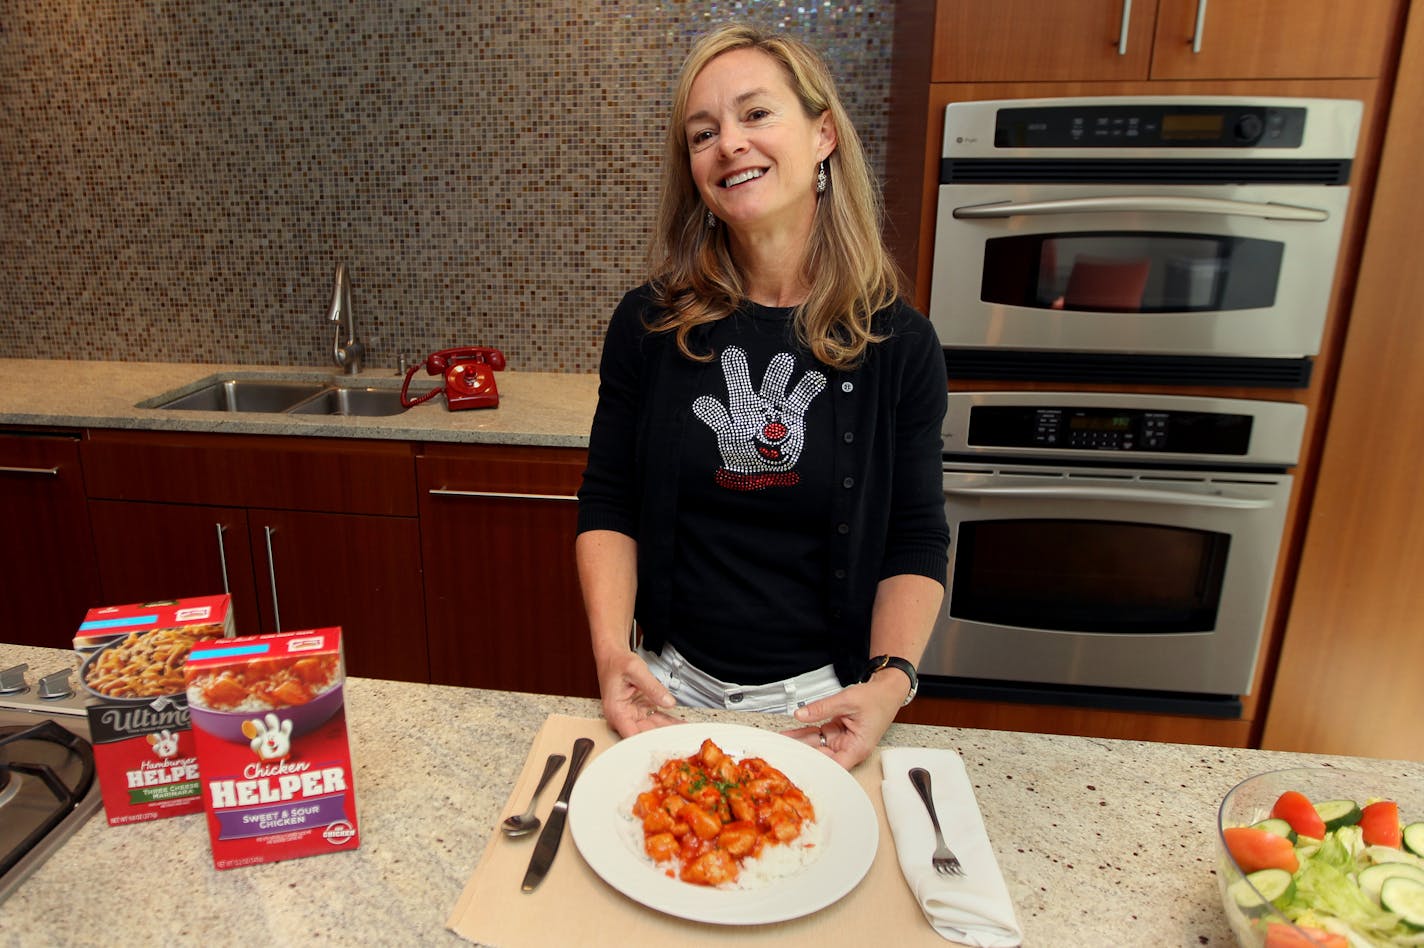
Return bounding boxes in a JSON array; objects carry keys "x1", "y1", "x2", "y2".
[
  {"x1": 1117, "y1": 0, "x2": 1132, "y2": 55},
  {"x1": 429, "y1": 488, "x2": 579, "y2": 503},
  {"x1": 0, "y1": 465, "x2": 59, "y2": 476},
  {"x1": 1191, "y1": 0, "x2": 1209, "y2": 53},
  {"x1": 263, "y1": 525, "x2": 282, "y2": 632},
  {"x1": 214, "y1": 523, "x2": 232, "y2": 596}
]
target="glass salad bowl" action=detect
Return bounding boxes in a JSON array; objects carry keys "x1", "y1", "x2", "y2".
[{"x1": 1217, "y1": 767, "x2": 1424, "y2": 947}]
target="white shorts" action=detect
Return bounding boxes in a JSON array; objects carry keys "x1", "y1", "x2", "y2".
[{"x1": 637, "y1": 641, "x2": 843, "y2": 713}]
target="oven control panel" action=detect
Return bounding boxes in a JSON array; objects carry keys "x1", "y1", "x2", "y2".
[
  {"x1": 993, "y1": 104, "x2": 1306, "y2": 148},
  {"x1": 968, "y1": 405, "x2": 1253, "y2": 456}
]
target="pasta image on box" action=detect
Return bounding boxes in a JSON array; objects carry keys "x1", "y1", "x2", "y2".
[
  {"x1": 74, "y1": 594, "x2": 235, "y2": 825},
  {"x1": 185, "y1": 628, "x2": 361, "y2": 870}
]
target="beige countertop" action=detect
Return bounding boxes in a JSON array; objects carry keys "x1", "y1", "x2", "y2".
[
  {"x1": 4, "y1": 641, "x2": 1421, "y2": 947},
  {"x1": 0, "y1": 358, "x2": 600, "y2": 447}
]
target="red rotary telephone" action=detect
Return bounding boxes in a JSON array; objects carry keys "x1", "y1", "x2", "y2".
[{"x1": 401, "y1": 347, "x2": 507, "y2": 410}]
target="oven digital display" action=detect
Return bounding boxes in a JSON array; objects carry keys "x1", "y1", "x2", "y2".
[
  {"x1": 1069, "y1": 415, "x2": 1131, "y2": 431},
  {"x1": 1162, "y1": 113, "x2": 1225, "y2": 140}
]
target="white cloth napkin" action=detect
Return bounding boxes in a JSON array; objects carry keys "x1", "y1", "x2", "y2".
[{"x1": 881, "y1": 747, "x2": 1023, "y2": 947}]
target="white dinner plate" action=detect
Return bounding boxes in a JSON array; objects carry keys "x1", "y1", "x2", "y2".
[{"x1": 567, "y1": 722, "x2": 878, "y2": 925}]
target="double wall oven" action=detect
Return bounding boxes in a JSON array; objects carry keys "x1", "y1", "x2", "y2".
[
  {"x1": 919, "y1": 96, "x2": 1359, "y2": 716},
  {"x1": 929, "y1": 96, "x2": 1361, "y2": 386},
  {"x1": 924, "y1": 393, "x2": 1305, "y2": 714}
]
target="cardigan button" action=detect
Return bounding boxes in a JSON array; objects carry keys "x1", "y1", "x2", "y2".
[
  {"x1": 836, "y1": 523, "x2": 850, "y2": 535},
  {"x1": 842, "y1": 476, "x2": 855, "y2": 489},
  {"x1": 833, "y1": 568, "x2": 847, "y2": 580},
  {"x1": 841, "y1": 381, "x2": 853, "y2": 393},
  {"x1": 842, "y1": 431, "x2": 854, "y2": 444}
]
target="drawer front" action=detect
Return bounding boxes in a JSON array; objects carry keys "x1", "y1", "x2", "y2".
[{"x1": 82, "y1": 429, "x2": 418, "y2": 516}]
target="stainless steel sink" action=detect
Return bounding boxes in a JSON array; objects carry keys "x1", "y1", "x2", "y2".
[
  {"x1": 288, "y1": 386, "x2": 408, "y2": 417},
  {"x1": 154, "y1": 378, "x2": 331, "y2": 413},
  {"x1": 148, "y1": 375, "x2": 409, "y2": 416}
]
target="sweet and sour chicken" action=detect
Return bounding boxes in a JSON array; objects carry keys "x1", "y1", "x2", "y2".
[{"x1": 632, "y1": 738, "x2": 816, "y2": 886}]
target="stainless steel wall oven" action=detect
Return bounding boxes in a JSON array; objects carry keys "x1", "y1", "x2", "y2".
[
  {"x1": 928, "y1": 97, "x2": 1362, "y2": 387},
  {"x1": 923, "y1": 392, "x2": 1306, "y2": 715}
]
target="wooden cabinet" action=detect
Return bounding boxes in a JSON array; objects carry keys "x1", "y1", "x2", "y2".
[
  {"x1": 927, "y1": 0, "x2": 1403, "y2": 83},
  {"x1": 1260, "y1": 2, "x2": 1424, "y2": 761},
  {"x1": 418, "y1": 443, "x2": 596, "y2": 698},
  {"x1": 81, "y1": 430, "x2": 428, "y2": 683},
  {"x1": 0, "y1": 430, "x2": 100, "y2": 648}
]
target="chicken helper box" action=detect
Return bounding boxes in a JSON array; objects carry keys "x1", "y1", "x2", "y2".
[
  {"x1": 184, "y1": 628, "x2": 361, "y2": 869},
  {"x1": 74, "y1": 594, "x2": 234, "y2": 825}
]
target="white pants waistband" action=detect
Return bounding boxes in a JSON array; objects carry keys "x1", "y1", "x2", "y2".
[{"x1": 638, "y1": 642, "x2": 842, "y2": 713}]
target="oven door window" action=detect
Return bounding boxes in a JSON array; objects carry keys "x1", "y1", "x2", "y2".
[
  {"x1": 951, "y1": 519, "x2": 1230, "y2": 634},
  {"x1": 980, "y1": 232, "x2": 1283, "y2": 313}
]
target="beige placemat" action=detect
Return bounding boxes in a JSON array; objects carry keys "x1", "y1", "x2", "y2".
[{"x1": 447, "y1": 713, "x2": 949, "y2": 946}]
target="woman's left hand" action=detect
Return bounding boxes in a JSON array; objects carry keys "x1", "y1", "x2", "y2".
[{"x1": 781, "y1": 674, "x2": 906, "y2": 770}]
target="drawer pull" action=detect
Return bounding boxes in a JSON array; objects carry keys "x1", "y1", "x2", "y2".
[
  {"x1": 215, "y1": 523, "x2": 232, "y2": 596},
  {"x1": 1191, "y1": 0, "x2": 1209, "y2": 54},
  {"x1": 1116, "y1": 0, "x2": 1132, "y2": 56},
  {"x1": 264, "y1": 525, "x2": 282, "y2": 632},
  {"x1": 429, "y1": 488, "x2": 578, "y2": 503},
  {"x1": 0, "y1": 465, "x2": 59, "y2": 476}
]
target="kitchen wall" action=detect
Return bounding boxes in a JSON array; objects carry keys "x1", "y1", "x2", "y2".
[{"x1": 0, "y1": 1, "x2": 895, "y2": 373}]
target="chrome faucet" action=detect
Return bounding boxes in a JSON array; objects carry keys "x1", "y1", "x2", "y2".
[{"x1": 327, "y1": 262, "x2": 365, "y2": 375}]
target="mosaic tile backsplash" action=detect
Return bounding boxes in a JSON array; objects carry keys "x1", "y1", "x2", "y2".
[{"x1": 0, "y1": 2, "x2": 895, "y2": 374}]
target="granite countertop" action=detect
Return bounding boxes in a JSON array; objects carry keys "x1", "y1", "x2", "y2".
[
  {"x1": 0, "y1": 358, "x2": 600, "y2": 447},
  {"x1": 4, "y1": 642, "x2": 1420, "y2": 947}
]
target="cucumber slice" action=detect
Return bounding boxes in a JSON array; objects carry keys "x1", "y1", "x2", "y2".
[
  {"x1": 1406, "y1": 822, "x2": 1424, "y2": 857},
  {"x1": 1359, "y1": 862, "x2": 1424, "y2": 905},
  {"x1": 1379, "y1": 876, "x2": 1424, "y2": 930},
  {"x1": 1314, "y1": 799, "x2": 1362, "y2": 831},
  {"x1": 1229, "y1": 867, "x2": 1296, "y2": 910},
  {"x1": 1251, "y1": 818, "x2": 1299, "y2": 843}
]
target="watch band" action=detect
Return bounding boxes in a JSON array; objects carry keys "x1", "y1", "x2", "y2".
[{"x1": 861, "y1": 654, "x2": 918, "y2": 707}]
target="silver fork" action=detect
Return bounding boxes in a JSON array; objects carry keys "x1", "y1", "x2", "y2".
[{"x1": 909, "y1": 767, "x2": 964, "y2": 876}]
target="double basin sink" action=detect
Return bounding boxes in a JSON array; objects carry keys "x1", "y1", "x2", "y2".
[{"x1": 145, "y1": 375, "x2": 409, "y2": 417}]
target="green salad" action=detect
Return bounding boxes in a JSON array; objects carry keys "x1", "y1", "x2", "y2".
[{"x1": 1224, "y1": 792, "x2": 1424, "y2": 947}]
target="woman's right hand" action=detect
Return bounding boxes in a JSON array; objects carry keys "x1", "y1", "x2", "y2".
[{"x1": 596, "y1": 649, "x2": 679, "y2": 737}]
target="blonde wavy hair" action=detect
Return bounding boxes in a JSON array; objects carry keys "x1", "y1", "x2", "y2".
[{"x1": 647, "y1": 23, "x2": 903, "y2": 371}]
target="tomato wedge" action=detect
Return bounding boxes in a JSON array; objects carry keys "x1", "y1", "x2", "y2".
[
  {"x1": 1272, "y1": 790, "x2": 1327, "y2": 839},
  {"x1": 1360, "y1": 800, "x2": 1402, "y2": 847},
  {"x1": 1263, "y1": 922, "x2": 1348, "y2": 948},
  {"x1": 1224, "y1": 826, "x2": 1300, "y2": 874}
]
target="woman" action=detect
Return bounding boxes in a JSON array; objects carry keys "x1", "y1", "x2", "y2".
[{"x1": 576, "y1": 24, "x2": 948, "y2": 770}]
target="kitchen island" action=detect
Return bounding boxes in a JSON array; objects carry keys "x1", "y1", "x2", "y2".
[{"x1": 3, "y1": 642, "x2": 1419, "y2": 947}]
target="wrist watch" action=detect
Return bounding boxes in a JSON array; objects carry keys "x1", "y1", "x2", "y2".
[{"x1": 860, "y1": 654, "x2": 918, "y2": 707}]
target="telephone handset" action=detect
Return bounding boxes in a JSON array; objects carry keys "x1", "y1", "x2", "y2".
[{"x1": 401, "y1": 346, "x2": 507, "y2": 410}]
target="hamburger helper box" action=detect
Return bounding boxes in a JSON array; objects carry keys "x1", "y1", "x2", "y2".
[
  {"x1": 184, "y1": 628, "x2": 361, "y2": 869},
  {"x1": 74, "y1": 594, "x2": 234, "y2": 825}
]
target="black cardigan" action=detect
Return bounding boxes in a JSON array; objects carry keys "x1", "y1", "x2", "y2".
[{"x1": 576, "y1": 285, "x2": 950, "y2": 685}]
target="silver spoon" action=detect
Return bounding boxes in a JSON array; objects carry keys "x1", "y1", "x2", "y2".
[{"x1": 502, "y1": 752, "x2": 566, "y2": 837}]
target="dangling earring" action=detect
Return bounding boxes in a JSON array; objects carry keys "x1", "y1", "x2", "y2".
[
  {"x1": 705, "y1": 209, "x2": 717, "y2": 228},
  {"x1": 816, "y1": 159, "x2": 828, "y2": 195}
]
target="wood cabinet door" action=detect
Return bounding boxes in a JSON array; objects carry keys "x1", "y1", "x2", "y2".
[
  {"x1": 418, "y1": 445, "x2": 596, "y2": 698},
  {"x1": 1151, "y1": 0, "x2": 1404, "y2": 79},
  {"x1": 247, "y1": 508, "x2": 428, "y2": 683},
  {"x1": 0, "y1": 431, "x2": 100, "y2": 647},
  {"x1": 930, "y1": 0, "x2": 1156, "y2": 82},
  {"x1": 88, "y1": 499, "x2": 262, "y2": 635}
]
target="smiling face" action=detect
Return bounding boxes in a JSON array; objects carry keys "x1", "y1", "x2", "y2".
[{"x1": 683, "y1": 47, "x2": 836, "y2": 243}]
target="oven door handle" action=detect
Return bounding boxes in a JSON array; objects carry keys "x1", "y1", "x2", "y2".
[
  {"x1": 945, "y1": 484, "x2": 1273, "y2": 509},
  {"x1": 952, "y1": 196, "x2": 1330, "y2": 223}
]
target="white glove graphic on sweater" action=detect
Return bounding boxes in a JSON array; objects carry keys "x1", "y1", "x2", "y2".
[{"x1": 692, "y1": 346, "x2": 825, "y2": 490}]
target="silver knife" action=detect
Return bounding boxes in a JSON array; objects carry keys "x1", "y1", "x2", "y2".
[{"x1": 520, "y1": 736, "x2": 594, "y2": 892}]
